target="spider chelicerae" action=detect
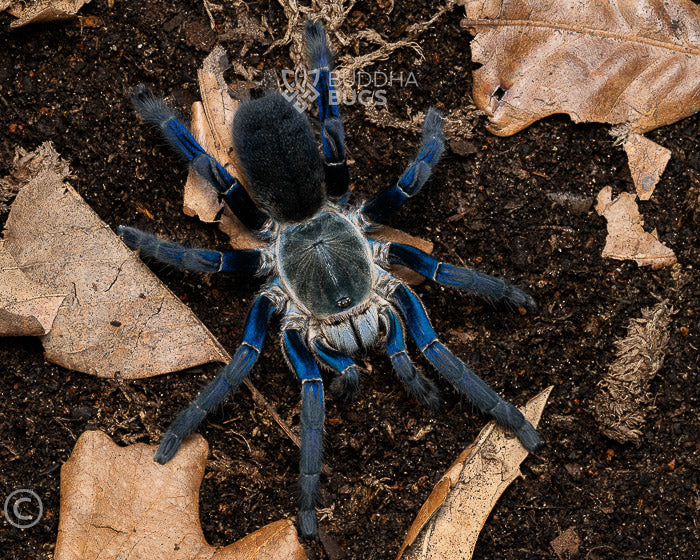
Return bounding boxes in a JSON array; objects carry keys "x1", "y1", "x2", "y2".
[{"x1": 118, "y1": 21, "x2": 542, "y2": 538}]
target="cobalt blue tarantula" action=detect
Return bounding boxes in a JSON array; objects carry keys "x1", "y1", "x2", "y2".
[{"x1": 118, "y1": 21, "x2": 541, "y2": 538}]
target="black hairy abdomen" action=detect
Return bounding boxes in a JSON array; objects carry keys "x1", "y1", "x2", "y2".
[{"x1": 233, "y1": 92, "x2": 325, "y2": 222}]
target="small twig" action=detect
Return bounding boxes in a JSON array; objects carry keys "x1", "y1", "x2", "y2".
[
  {"x1": 243, "y1": 378, "x2": 298, "y2": 445},
  {"x1": 243, "y1": 378, "x2": 332, "y2": 475},
  {"x1": 585, "y1": 545, "x2": 657, "y2": 560},
  {"x1": 53, "y1": 416, "x2": 77, "y2": 441},
  {"x1": 202, "y1": 0, "x2": 219, "y2": 29}
]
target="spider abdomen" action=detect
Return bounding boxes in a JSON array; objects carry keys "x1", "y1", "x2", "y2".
[{"x1": 277, "y1": 211, "x2": 372, "y2": 319}]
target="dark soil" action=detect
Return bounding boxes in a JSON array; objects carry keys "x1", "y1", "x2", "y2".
[{"x1": 0, "y1": 2, "x2": 697, "y2": 559}]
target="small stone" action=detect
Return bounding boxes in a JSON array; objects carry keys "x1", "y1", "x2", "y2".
[
  {"x1": 448, "y1": 138, "x2": 478, "y2": 157},
  {"x1": 71, "y1": 405, "x2": 93, "y2": 420}
]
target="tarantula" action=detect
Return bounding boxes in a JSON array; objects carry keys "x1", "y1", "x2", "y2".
[{"x1": 118, "y1": 21, "x2": 542, "y2": 538}]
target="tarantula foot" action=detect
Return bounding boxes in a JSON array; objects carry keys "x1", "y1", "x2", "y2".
[
  {"x1": 409, "y1": 370, "x2": 442, "y2": 411},
  {"x1": 329, "y1": 367, "x2": 360, "y2": 401},
  {"x1": 506, "y1": 286, "x2": 537, "y2": 313},
  {"x1": 297, "y1": 509, "x2": 318, "y2": 538},
  {"x1": 116, "y1": 225, "x2": 140, "y2": 250},
  {"x1": 154, "y1": 432, "x2": 182, "y2": 464},
  {"x1": 515, "y1": 422, "x2": 544, "y2": 453}
]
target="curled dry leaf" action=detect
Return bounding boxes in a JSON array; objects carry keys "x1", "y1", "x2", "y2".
[
  {"x1": 595, "y1": 186, "x2": 676, "y2": 269},
  {"x1": 184, "y1": 46, "x2": 262, "y2": 250},
  {"x1": 460, "y1": 0, "x2": 700, "y2": 136},
  {"x1": 459, "y1": 0, "x2": 699, "y2": 195},
  {"x1": 397, "y1": 386, "x2": 553, "y2": 560},
  {"x1": 0, "y1": 243, "x2": 65, "y2": 336},
  {"x1": 55, "y1": 430, "x2": 306, "y2": 560},
  {"x1": 189, "y1": 46, "x2": 433, "y2": 282},
  {"x1": 3, "y1": 0, "x2": 92, "y2": 28},
  {"x1": 594, "y1": 301, "x2": 673, "y2": 444},
  {"x1": 2, "y1": 143, "x2": 228, "y2": 378}
]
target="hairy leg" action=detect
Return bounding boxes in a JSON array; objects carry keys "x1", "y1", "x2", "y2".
[
  {"x1": 391, "y1": 283, "x2": 543, "y2": 452},
  {"x1": 381, "y1": 306, "x2": 441, "y2": 410},
  {"x1": 304, "y1": 21, "x2": 349, "y2": 199},
  {"x1": 154, "y1": 294, "x2": 275, "y2": 463},
  {"x1": 118, "y1": 226, "x2": 262, "y2": 274},
  {"x1": 386, "y1": 242, "x2": 536, "y2": 311},
  {"x1": 283, "y1": 329, "x2": 325, "y2": 538},
  {"x1": 313, "y1": 339, "x2": 361, "y2": 400},
  {"x1": 132, "y1": 86, "x2": 269, "y2": 230},
  {"x1": 362, "y1": 108, "x2": 444, "y2": 223}
]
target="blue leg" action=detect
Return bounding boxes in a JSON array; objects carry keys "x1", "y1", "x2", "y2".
[
  {"x1": 132, "y1": 85, "x2": 269, "y2": 231},
  {"x1": 387, "y1": 243, "x2": 536, "y2": 311},
  {"x1": 391, "y1": 284, "x2": 543, "y2": 452},
  {"x1": 313, "y1": 339, "x2": 360, "y2": 400},
  {"x1": 304, "y1": 21, "x2": 349, "y2": 200},
  {"x1": 382, "y1": 308, "x2": 440, "y2": 410},
  {"x1": 362, "y1": 108, "x2": 445, "y2": 223},
  {"x1": 154, "y1": 294, "x2": 275, "y2": 464},
  {"x1": 382, "y1": 307, "x2": 441, "y2": 410},
  {"x1": 283, "y1": 329, "x2": 325, "y2": 538},
  {"x1": 117, "y1": 226, "x2": 262, "y2": 274}
]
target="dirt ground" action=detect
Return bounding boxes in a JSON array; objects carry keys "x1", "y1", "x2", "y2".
[{"x1": 0, "y1": 1, "x2": 698, "y2": 559}]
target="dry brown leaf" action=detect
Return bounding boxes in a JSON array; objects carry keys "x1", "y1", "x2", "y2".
[
  {"x1": 2, "y1": 143, "x2": 228, "y2": 378},
  {"x1": 184, "y1": 46, "x2": 263, "y2": 250},
  {"x1": 459, "y1": 0, "x2": 699, "y2": 196},
  {"x1": 595, "y1": 186, "x2": 676, "y2": 268},
  {"x1": 460, "y1": 0, "x2": 700, "y2": 136},
  {"x1": 594, "y1": 301, "x2": 673, "y2": 444},
  {"x1": 622, "y1": 131, "x2": 672, "y2": 200},
  {"x1": 187, "y1": 46, "x2": 434, "y2": 282},
  {"x1": 55, "y1": 430, "x2": 306, "y2": 560},
  {"x1": 397, "y1": 386, "x2": 553, "y2": 560},
  {"x1": 0, "y1": 243, "x2": 65, "y2": 336},
  {"x1": 4, "y1": 0, "x2": 91, "y2": 28}
]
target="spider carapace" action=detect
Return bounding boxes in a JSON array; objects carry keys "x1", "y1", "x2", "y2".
[{"x1": 118, "y1": 21, "x2": 542, "y2": 538}]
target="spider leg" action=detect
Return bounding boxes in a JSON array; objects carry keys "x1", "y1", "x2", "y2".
[
  {"x1": 381, "y1": 306, "x2": 441, "y2": 410},
  {"x1": 313, "y1": 339, "x2": 361, "y2": 400},
  {"x1": 390, "y1": 283, "x2": 543, "y2": 452},
  {"x1": 386, "y1": 242, "x2": 536, "y2": 311},
  {"x1": 304, "y1": 21, "x2": 349, "y2": 200},
  {"x1": 132, "y1": 86, "x2": 269, "y2": 231},
  {"x1": 361, "y1": 108, "x2": 444, "y2": 223},
  {"x1": 283, "y1": 329, "x2": 325, "y2": 538},
  {"x1": 117, "y1": 226, "x2": 262, "y2": 274},
  {"x1": 154, "y1": 294, "x2": 275, "y2": 464}
]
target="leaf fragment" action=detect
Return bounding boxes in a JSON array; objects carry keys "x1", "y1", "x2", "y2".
[
  {"x1": 459, "y1": 0, "x2": 699, "y2": 195},
  {"x1": 2, "y1": 143, "x2": 228, "y2": 378},
  {"x1": 55, "y1": 430, "x2": 306, "y2": 560},
  {"x1": 4, "y1": 0, "x2": 92, "y2": 28},
  {"x1": 397, "y1": 386, "x2": 553, "y2": 560},
  {"x1": 622, "y1": 132, "x2": 672, "y2": 200},
  {"x1": 550, "y1": 527, "x2": 581, "y2": 559},
  {"x1": 0, "y1": 243, "x2": 65, "y2": 336},
  {"x1": 595, "y1": 186, "x2": 676, "y2": 268}
]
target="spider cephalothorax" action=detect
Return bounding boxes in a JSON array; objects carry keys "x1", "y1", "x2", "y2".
[{"x1": 119, "y1": 21, "x2": 542, "y2": 538}]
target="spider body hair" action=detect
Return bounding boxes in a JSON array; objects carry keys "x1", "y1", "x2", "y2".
[{"x1": 233, "y1": 92, "x2": 325, "y2": 222}]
